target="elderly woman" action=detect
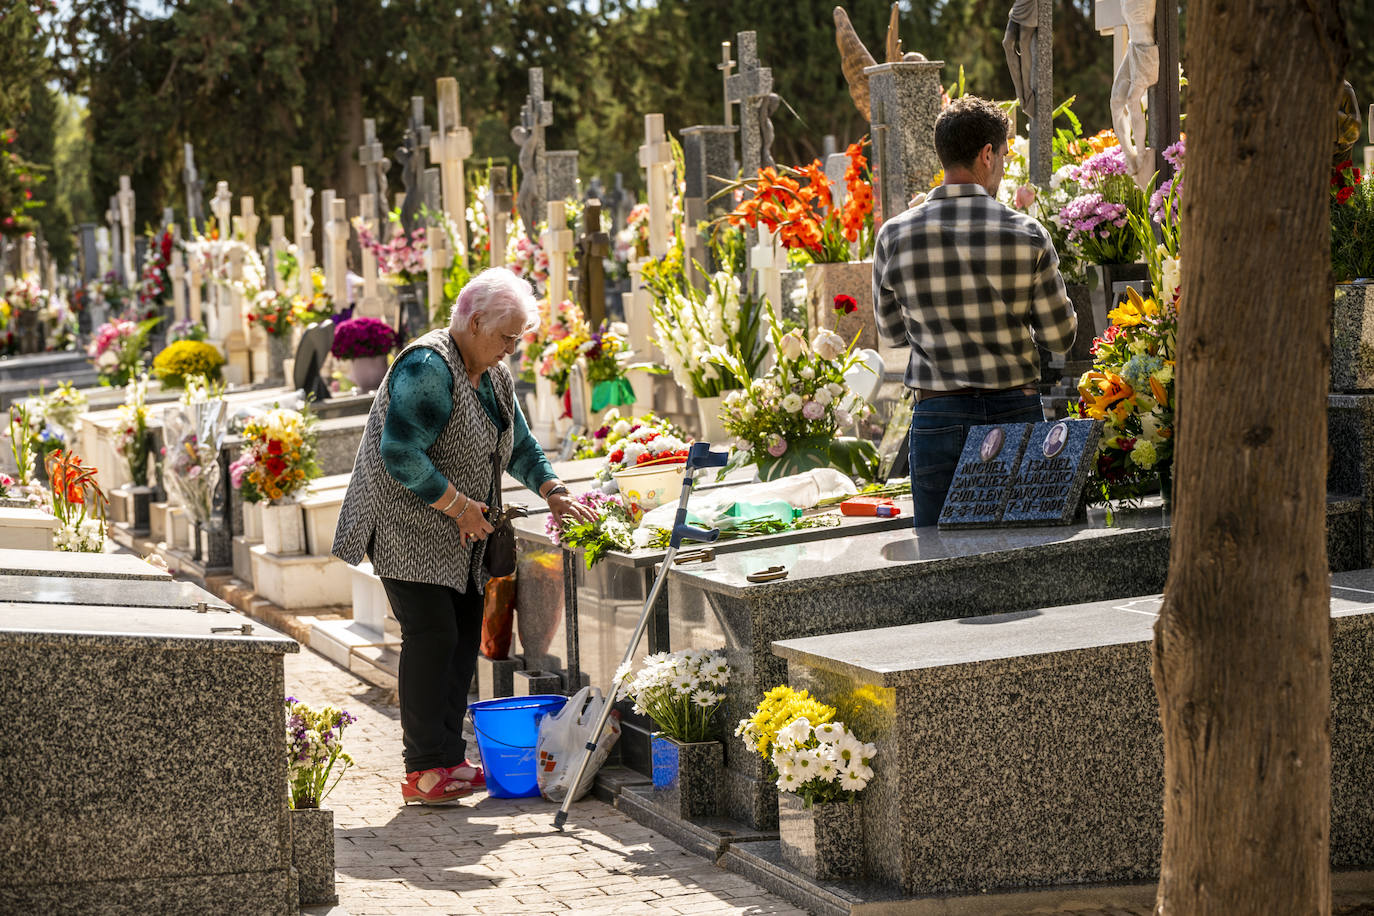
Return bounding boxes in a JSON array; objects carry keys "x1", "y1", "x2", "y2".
[{"x1": 333, "y1": 267, "x2": 597, "y2": 805}]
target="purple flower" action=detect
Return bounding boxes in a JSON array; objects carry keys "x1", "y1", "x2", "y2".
[
  {"x1": 767, "y1": 437, "x2": 788, "y2": 458},
  {"x1": 801, "y1": 400, "x2": 824, "y2": 420},
  {"x1": 331, "y1": 317, "x2": 398, "y2": 360},
  {"x1": 1071, "y1": 146, "x2": 1128, "y2": 187}
]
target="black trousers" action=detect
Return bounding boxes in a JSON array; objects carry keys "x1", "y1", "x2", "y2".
[{"x1": 380, "y1": 575, "x2": 484, "y2": 773}]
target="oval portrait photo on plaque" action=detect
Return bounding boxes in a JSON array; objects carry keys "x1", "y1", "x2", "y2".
[
  {"x1": 979, "y1": 427, "x2": 1005, "y2": 463},
  {"x1": 1043, "y1": 421, "x2": 1069, "y2": 458}
]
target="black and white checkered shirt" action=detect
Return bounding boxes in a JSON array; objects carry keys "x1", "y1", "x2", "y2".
[{"x1": 872, "y1": 183, "x2": 1077, "y2": 392}]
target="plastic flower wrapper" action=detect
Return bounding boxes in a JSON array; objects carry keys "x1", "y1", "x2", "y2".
[
  {"x1": 114, "y1": 375, "x2": 151, "y2": 485},
  {"x1": 285, "y1": 697, "x2": 357, "y2": 809},
  {"x1": 615, "y1": 649, "x2": 730, "y2": 744},
  {"x1": 161, "y1": 380, "x2": 228, "y2": 526}
]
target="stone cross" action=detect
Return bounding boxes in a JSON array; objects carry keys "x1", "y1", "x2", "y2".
[
  {"x1": 423, "y1": 167, "x2": 449, "y2": 325},
  {"x1": 320, "y1": 189, "x2": 337, "y2": 285},
  {"x1": 749, "y1": 225, "x2": 783, "y2": 322},
  {"x1": 290, "y1": 166, "x2": 316, "y2": 299},
  {"x1": 210, "y1": 181, "x2": 233, "y2": 239},
  {"x1": 513, "y1": 68, "x2": 554, "y2": 239},
  {"x1": 269, "y1": 215, "x2": 287, "y2": 293},
  {"x1": 637, "y1": 113, "x2": 674, "y2": 259},
  {"x1": 682, "y1": 196, "x2": 709, "y2": 291},
  {"x1": 239, "y1": 197, "x2": 259, "y2": 248},
  {"x1": 358, "y1": 117, "x2": 390, "y2": 228},
  {"x1": 543, "y1": 200, "x2": 574, "y2": 306},
  {"x1": 355, "y1": 194, "x2": 383, "y2": 317},
  {"x1": 397, "y1": 96, "x2": 433, "y2": 237},
  {"x1": 682, "y1": 125, "x2": 738, "y2": 221},
  {"x1": 1022, "y1": 0, "x2": 1055, "y2": 187},
  {"x1": 187, "y1": 241, "x2": 203, "y2": 327},
  {"x1": 718, "y1": 41, "x2": 735, "y2": 127},
  {"x1": 327, "y1": 197, "x2": 350, "y2": 307},
  {"x1": 866, "y1": 60, "x2": 946, "y2": 226},
  {"x1": 726, "y1": 32, "x2": 773, "y2": 182},
  {"x1": 431, "y1": 77, "x2": 472, "y2": 267},
  {"x1": 545, "y1": 150, "x2": 580, "y2": 205},
  {"x1": 161, "y1": 206, "x2": 174, "y2": 230},
  {"x1": 487, "y1": 167, "x2": 513, "y2": 269},
  {"x1": 610, "y1": 173, "x2": 632, "y2": 235},
  {"x1": 117, "y1": 175, "x2": 136, "y2": 287},
  {"x1": 169, "y1": 225, "x2": 186, "y2": 322},
  {"x1": 183, "y1": 143, "x2": 204, "y2": 230},
  {"x1": 576, "y1": 199, "x2": 610, "y2": 326}
]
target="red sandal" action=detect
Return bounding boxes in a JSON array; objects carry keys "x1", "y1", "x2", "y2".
[
  {"x1": 445, "y1": 760, "x2": 485, "y2": 788},
  {"x1": 402, "y1": 768, "x2": 473, "y2": 805}
]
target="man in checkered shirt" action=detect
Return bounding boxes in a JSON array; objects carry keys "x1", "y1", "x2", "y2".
[{"x1": 873, "y1": 96, "x2": 1077, "y2": 527}]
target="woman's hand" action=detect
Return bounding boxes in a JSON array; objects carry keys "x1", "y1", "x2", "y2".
[
  {"x1": 454, "y1": 498, "x2": 494, "y2": 546},
  {"x1": 548, "y1": 491, "x2": 598, "y2": 527}
]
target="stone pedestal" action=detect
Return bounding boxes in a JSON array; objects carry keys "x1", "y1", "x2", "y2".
[
  {"x1": 865, "y1": 60, "x2": 945, "y2": 226},
  {"x1": 289, "y1": 807, "x2": 336, "y2": 906},
  {"x1": 804, "y1": 260, "x2": 875, "y2": 348},
  {"x1": 513, "y1": 669, "x2": 562, "y2": 696},
  {"x1": 1332, "y1": 282, "x2": 1374, "y2": 393},
  {"x1": 0, "y1": 507, "x2": 58, "y2": 551},
  {"x1": 196, "y1": 522, "x2": 232, "y2": 571},
  {"x1": 477, "y1": 653, "x2": 524, "y2": 700},
  {"x1": 116, "y1": 485, "x2": 154, "y2": 536}
]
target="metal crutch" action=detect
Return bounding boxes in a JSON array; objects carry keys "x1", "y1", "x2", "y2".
[{"x1": 553, "y1": 441, "x2": 729, "y2": 831}]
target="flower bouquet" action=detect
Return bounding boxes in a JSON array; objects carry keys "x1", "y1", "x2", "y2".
[
  {"x1": 718, "y1": 315, "x2": 877, "y2": 481},
  {"x1": 519, "y1": 297, "x2": 586, "y2": 385},
  {"x1": 1054, "y1": 140, "x2": 1148, "y2": 266},
  {"x1": 45, "y1": 449, "x2": 109, "y2": 553},
  {"x1": 235, "y1": 407, "x2": 321, "y2": 504},
  {"x1": 508, "y1": 232, "x2": 549, "y2": 296},
  {"x1": 40, "y1": 381, "x2": 87, "y2": 445},
  {"x1": 615, "y1": 649, "x2": 730, "y2": 743},
  {"x1": 579, "y1": 412, "x2": 687, "y2": 477},
  {"x1": 152, "y1": 339, "x2": 224, "y2": 389},
  {"x1": 162, "y1": 380, "x2": 228, "y2": 526},
  {"x1": 724, "y1": 140, "x2": 875, "y2": 264},
  {"x1": 646, "y1": 270, "x2": 769, "y2": 399},
  {"x1": 136, "y1": 228, "x2": 174, "y2": 319},
  {"x1": 596, "y1": 419, "x2": 690, "y2": 483},
  {"x1": 114, "y1": 376, "x2": 152, "y2": 486},
  {"x1": 5, "y1": 399, "x2": 43, "y2": 485},
  {"x1": 89, "y1": 316, "x2": 160, "y2": 386},
  {"x1": 1332, "y1": 156, "x2": 1374, "y2": 283},
  {"x1": 545, "y1": 489, "x2": 638, "y2": 567},
  {"x1": 581, "y1": 322, "x2": 636, "y2": 412},
  {"x1": 285, "y1": 697, "x2": 357, "y2": 809},
  {"x1": 355, "y1": 211, "x2": 427, "y2": 286},
  {"x1": 330, "y1": 316, "x2": 397, "y2": 360},
  {"x1": 247, "y1": 290, "x2": 296, "y2": 339},
  {"x1": 168, "y1": 319, "x2": 208, "y2": 343}
]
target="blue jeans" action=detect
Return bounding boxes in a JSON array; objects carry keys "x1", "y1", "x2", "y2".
[{"x1": 908, "y1": 392, "x2": 1043, "y2": 527}]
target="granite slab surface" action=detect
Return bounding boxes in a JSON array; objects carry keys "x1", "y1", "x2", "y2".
[
  {"x1": 0, "y1": 573, "x2": 227, "y2": 610},
  {"x1": 0, "y1": 601, "x2": 298, "y2": 654},
  {"x1": 0, "y1": 548, "x2": 171, "y2": 580}
]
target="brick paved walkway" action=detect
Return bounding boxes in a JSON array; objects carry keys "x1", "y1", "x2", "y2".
[{"x1": 286, "y1": 646, "x2": 807, "y2": 915}]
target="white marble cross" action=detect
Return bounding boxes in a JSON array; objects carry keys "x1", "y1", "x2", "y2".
[
  {"x1": 750, "y1": 225, "x2": 783, "y2": 322},
  {"x1": 326, "y1": 197, "x2": 350, "y2": 307},
  {"x1": 431, "y1": 77, "x2": 473, "y2": 267},
  {"x1": 183, "y1": 143, "x2": 203, "y2": 229},
  {"x1": 355, "y1": 193, "x2": 383, "y2": 318},
  {"x1": 637, "y1": 114, "x2": 674, "y2": 259},
  {"x1": 542, "y1": 200, "x2": 574, "y2": 305},
  {"x1": 319, "y1": 189, "x2": 336, "y2": 284},
  {"x1": 105, "y1": 195, "x2": 123, "y2": 284},
  {"x1": 269, "y1": 215, "x2": 287, "y2": 294},
  {"x1": 210, "y1": 181, "x2": 233, "y2": 238},
  {"x1": 426, "y1": 210, "x2": 452, "y2": 319},
  {"x1": 170, "y1": 225, "x2": 187, "y2": 322},
  {"x1": 487, "y1": 167, "x2": 513, "y2": 269},
  {"x1": 117, "y1": 176, "x2": 136, "y2": 287},
  {"x1": 290, "y1": 166, "x2": 315, "y2": 299},
  {"x1": 239, "y1": 197, "x2": 259, "y2": 247},
  {"x1": 358, "y1": 118, "x2": 389, "y2": 227},
  {"x1": 824, "y1": 152, "x2": 855, "y2": 258}
]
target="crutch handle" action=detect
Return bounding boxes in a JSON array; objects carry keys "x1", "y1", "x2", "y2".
[
  {"x1": 674, "y1": 522, "x2": 720, "y2": 545},
  {"x1": 686, "y1": 442, "x2": 729, "y2": 472}
]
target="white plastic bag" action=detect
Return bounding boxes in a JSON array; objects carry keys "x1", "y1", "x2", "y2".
[{"x1": 536, "y1": 686, "x2": 621, "y2": 803}]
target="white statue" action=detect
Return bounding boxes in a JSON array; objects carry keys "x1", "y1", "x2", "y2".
[
  {"x1": 1109, "y1": 0, "x2": 1160, "y2": 190},
  {"x1": 210, "y1": 181, "x2": 233, "y2": 236}
]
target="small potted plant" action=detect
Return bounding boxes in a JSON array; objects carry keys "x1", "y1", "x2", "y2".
[
  {"x1": 330, "y1": 316, "x2": 397, "y2": 391},
  {"x1": 617, "y1": 649, "x2": 730, "y2": 819},
  {"x1": 285, "y1": 697, "x2": 356, "y2": 906},
  {"x1": 738, "y1": 686, "x2": 877, "y2": 881}
]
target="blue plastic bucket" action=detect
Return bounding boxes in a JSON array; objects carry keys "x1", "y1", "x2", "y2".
[{"x1": 469, "y1": 694, "x2": 568, "y2": 798}]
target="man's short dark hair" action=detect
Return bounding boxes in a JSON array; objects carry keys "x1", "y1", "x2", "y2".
[{"x1": 934, "y1": 97, "x2": 1011, "y2": 169}]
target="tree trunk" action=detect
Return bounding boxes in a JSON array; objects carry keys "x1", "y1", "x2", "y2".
[{"x1": 1153, "y1": 1, "x2": 1346, "y2": 914}]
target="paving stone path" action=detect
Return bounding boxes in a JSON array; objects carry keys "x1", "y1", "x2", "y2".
[{"x1": 286, "y1": 646, "x2": 807, "y2": 915}]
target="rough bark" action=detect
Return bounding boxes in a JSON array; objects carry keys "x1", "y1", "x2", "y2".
[{"x1": 1153, "y1": 1, "x2": 1347, "y2": 913}]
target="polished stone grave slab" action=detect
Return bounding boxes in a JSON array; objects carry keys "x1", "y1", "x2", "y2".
[
  {"x1": 765, "y1": 568, "x2": 1374, "y2": 901},
  {"x1": 0, "y1": 573, "x2": 231, "y2": 610},
  {"x1": 0, "y1": 548, "x2": 170, "y2": 580},
  {"x1": 0, "y1": 576, "x2": 299, "y2": 913}
]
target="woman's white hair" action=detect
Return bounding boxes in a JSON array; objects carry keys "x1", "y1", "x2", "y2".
[{"x1": 449, "y1": 268, "x2": 540, "y2": 334}]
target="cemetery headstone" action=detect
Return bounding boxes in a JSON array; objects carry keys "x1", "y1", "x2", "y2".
[
  {"x1": 358, "y1": 117, "x2": 391, "y2": 228},
  {"x1": 1145, "y1": 0, "x2": 1180, "y2": 184},
  {"x1": 543, "y1": 200, "x2": 574, "y2": 307},
  {"x1": 866, "y1": 59, "x2": 946, "y2": 226},
  {"x1": 681, "y1": 125, "x2": 738, "y2": 221},
  {"x1": 290, "y1": 166, "x2": 316, "y2": 300},
  {"x1": 319, "y1": 189, "x2": 337, "y2": 284},
  {"x1": 421, "y1": 168, "x2": 447, "y2": 334},
  {"x1": 118, "y1": 176, "x2": 135, "y2": 285},
  {"x1": 327, "y1": 197, "x2": 350, "y2": 307},
  {"x1": 609, "y1": 173, "x2": 632, "y2": 235},
  {"x1": 487, "y1": 167, "x2": 513, "y2": 269},
  {"x1": 726, "y1": 32, "x2": 773, "y2": 184},
  {"x1": 637, "y1": 114, "x2": 674, "y2": 259},
  {"x1": 169, "y1": 225, "x2": 187, "y2": 323},
  {"x1": 576, "y1": 199, "x2": 610, "y2": 326},
  {"x1": 183, "y1": 143, "x2": 204, "y2": 230},
  {"x1": 105, "y1": 196, "x2": 122, "y2": 283},
  {"x1": 268, "y1": 215, "x2": 287, "y2": 293},
  {"x1": 938, "y1": 419, "x2": 1100, "y2": 528},
  {"x1": 354, "y1": 194, "x2": 384, "y2": 318},
  {"x1": 718, "y1": 40, "x2": 735, "y2": 127},
  {"x1": 512, "y1": 68, "x2": 553, "y2": 239},
  {"x1": 396, "y1": 96, "x2": 432, "y2": 238},
  {"x1": 239, "y1": 197, "x2": 259, "y2": 248},
  {"x1": 431, "y1": 77, "x2": 473, "y2": 266}
]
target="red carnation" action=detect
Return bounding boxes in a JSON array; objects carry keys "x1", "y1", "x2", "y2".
[
  {"x1": 268, "y1": 440, "x2": 284, "y2": 456},
  {"x1": 1338, "y1": 186, "x2": 1355, "y2": 205},
  {"x1": 834, "y1": 294, "x2": 858, "y2": 314}
]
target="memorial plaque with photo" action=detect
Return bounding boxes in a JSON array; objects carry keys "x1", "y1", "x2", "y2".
[
  {"x1": 1002, "y1": 419, "x2": 1101, "y2": 525},
  {"x1": 937, "y1": 423, "x2": 1031, "y2": 528}
]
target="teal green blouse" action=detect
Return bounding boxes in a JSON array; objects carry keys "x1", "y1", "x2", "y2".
[{"x1": 379, "y1": 347, "x2": 555, "y2": 503}]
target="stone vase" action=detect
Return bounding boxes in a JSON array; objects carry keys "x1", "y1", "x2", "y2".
[
  {"x1": 290, "y1": 806, "x2": 337, "y2": 906},
  {"x1": 196, "y1": 521, "x2": 232, "y2": 570},
  {"x1": 348, "y1": 355, "x2": 388, "y2": 392},
  {"x1": 1331, "y1": 281, "x2": 1374, "y2": 393},
  {"x1": 267, "y1": 332, "x2": 293, "y2": 385},
  {"x1": 778, "y1": 791, "x2": 864, "y2": 881},
  {"x1": 119, "y1": 484, "x2": 154, "y2": 536},
  {"x1": 804, "y1": 261, "x2": 875, "y2": 350},
  {"x1": 651, "y1": 734, "x2": 723, "y2": 819},
  {"x1": 241, "y1": 500, "x2": 263, "y2": 542},
  {"x1": 261, "y1": 502, "x2": 305, "y2": 555},
  {"x1": 694, "y1": 393, "x2": 731, "y2": 446}
]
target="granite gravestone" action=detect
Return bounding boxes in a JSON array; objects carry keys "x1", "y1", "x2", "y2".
[
  {"x1": 937, "y1": 422, "x2": 1031, "y2": 527},
  {"x1": 939, "y1": 419, "x2": 1099, "y2": 528},
  {"x1": 1003, "y1": 419, "x2": 1101, "y2": 524}
]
